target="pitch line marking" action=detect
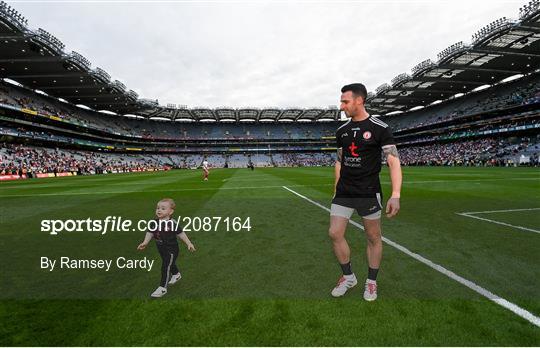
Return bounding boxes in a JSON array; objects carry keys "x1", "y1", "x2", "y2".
[
  {"x1": 281, "y1": 185, "x2": 540, "y2": 328},
  {"x1": 460, "y1": 208, "x2": 540, "y2": 215},
  {"x1": 456, "y1": 213, "x2": 540, "y2": 234}
]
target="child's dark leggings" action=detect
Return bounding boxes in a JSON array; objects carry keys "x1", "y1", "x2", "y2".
[{"x1": 157, "y1": 243, "x2": 179, "y2": 287}]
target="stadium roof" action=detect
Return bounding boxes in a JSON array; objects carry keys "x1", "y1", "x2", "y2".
[
  {"x1": 366, "y1": 0, "x2": 540, "y2": 115},
  {"x1": 140, "y1": 105, "x2": 340, "y2": 122},
  {"x1": 0, "y1": 0, "x2": 539, "y2": 121}
]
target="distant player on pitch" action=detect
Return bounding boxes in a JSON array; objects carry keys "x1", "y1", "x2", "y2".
[
  {"x1": 202, "y1": 158, "x2": 209, "y2": 181},
  {"x1": 329, "y1": 83, "x2": 402, "y2": 301}
]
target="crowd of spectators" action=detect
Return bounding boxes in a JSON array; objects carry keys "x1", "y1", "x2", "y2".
[
  {"x1": 1, "y1": 135, "x2": 537, "y2": 180},
  {"x1": 398, "y1": 137, "x2": 540, "y2": 167},
  {"x1": 0, "y1": 143, "x2": 169, "y2": 177},
  {"x1": 272, "y1": 153, "x2": 334, "y2": 167}
]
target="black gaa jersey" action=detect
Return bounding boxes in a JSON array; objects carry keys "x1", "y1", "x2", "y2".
[
  {"x1": 148, "y1": 218, "x2": 183, "y2": 246},
  {"x1": 335, "y1": 116, "x2": 396, "y2": 198}
]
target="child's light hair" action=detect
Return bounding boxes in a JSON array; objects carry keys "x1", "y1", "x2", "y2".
[{"x1": 159, "y1": 198, "x2": 176, "y2": 210}]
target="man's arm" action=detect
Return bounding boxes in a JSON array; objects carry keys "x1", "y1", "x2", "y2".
[
  {"x1": 334, "y1": 148, "x2": 342, "y2": 194},
  {"x1": 382, "y1": 145, "x2": 402, "y2": 217}
]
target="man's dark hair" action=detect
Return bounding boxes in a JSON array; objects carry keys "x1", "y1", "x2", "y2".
[{"x1": 341, "y1": 83, "x2": 368, "y2": 102}]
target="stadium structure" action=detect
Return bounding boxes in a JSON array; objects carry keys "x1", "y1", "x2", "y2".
[
  {"x1": 0, "y1": 0, "x2": 539, "y2": 179},
  {"x1": 1, "y1": 2, "x2": 540, "y2": 346}
]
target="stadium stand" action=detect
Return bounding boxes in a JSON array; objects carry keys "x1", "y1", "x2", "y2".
[
  {"x1": 0, "y1": 0, "x2": 539, "y2": 180},
  {"x1": 381, "y1": 73, "x2": 540, "y2": 132},
  {"x1": 399, "y1": 137, "x2": 540, "y2": 166}
]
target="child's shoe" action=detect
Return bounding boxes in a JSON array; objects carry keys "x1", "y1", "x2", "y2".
[
  {"x1": 150, "y1": 286, "x2": 167, "y2": 298},
  {"x1": 169, "y1": 273, "x2": 182, "y2": 285}
]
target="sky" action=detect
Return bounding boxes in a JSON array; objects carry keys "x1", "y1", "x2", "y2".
[{"x1": 8, "y1": 0, "x2": 527, "y2": 109}]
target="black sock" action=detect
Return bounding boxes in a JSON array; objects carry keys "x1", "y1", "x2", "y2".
[
  {"x1": 368, "y1": 267, "x2": 379, "y2": 281},
  {"x1": 340, "y1": 262, "x2": 352, "y2": 276}
]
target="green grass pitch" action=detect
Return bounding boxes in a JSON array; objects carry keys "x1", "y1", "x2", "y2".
[{"x1": 0, "y1": 166, "x2": 539, "y2": 346}]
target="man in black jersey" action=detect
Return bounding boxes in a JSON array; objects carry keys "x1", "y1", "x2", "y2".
[{"x1": 329, "y1": 83, "x2": 402, "y2": 301}]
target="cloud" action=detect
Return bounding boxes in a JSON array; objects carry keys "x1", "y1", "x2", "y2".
[{"x1": 11, "y1": 0, "x2": 522, "y2": 109}]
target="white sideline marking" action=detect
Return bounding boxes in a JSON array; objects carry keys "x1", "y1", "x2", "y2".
[
  {"x1": 457, "y1": 213, "x2": 540, "y2": 234},
  {"x1": 460, "y1": 208, "x2": 540, "y2": 215},
  {"x1": 281, "y1": 185, "x2": 540, "y2": 328}
]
